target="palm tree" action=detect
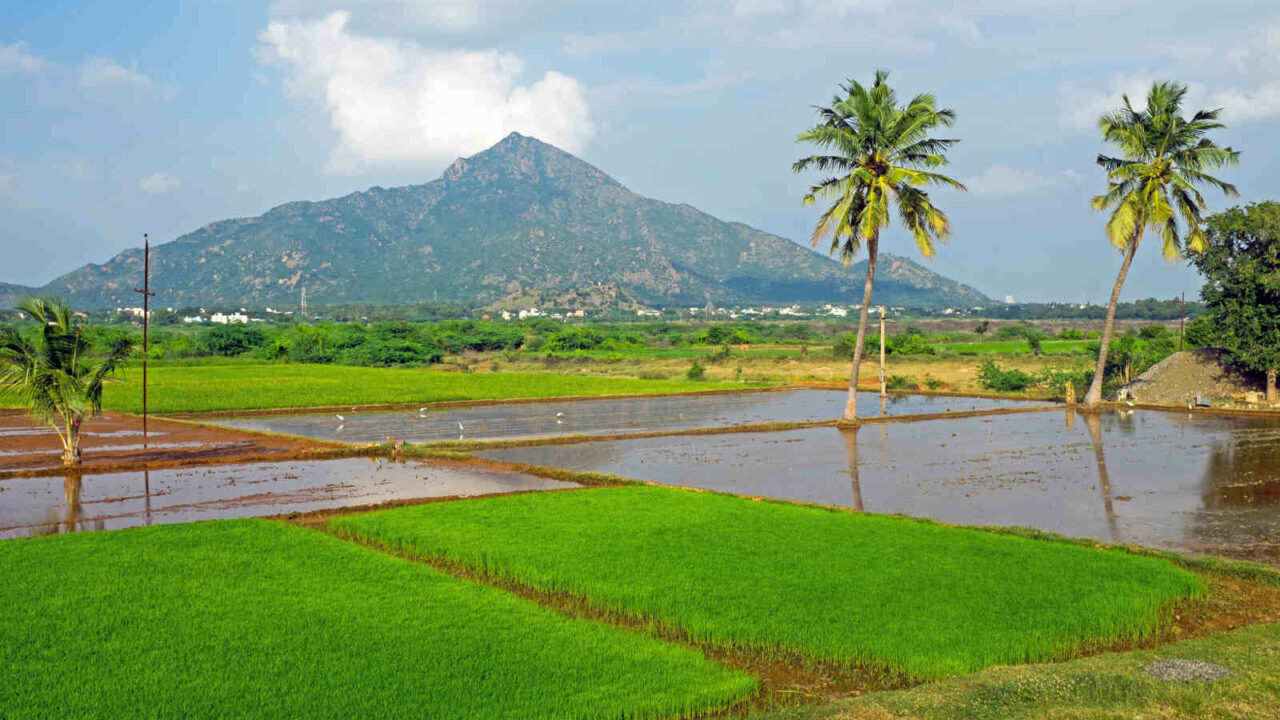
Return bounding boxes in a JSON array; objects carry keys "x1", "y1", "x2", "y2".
[
  {"x1": 1083, "y1": 82, "x2": 1240, "y2": 406},
  {"x1": 0, "y1": 299, "x2": 134, "y2": 467},
  {"x1": 794, "y1": 70, "x2": 965, "y2": 423}
]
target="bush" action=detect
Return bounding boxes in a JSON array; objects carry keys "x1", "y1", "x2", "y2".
[
  {"x1": 546, "y1": 328, "x2": 602, "y2": 352},
  {"x1": 889, "y1": 334, "x2": 934, "y2": 356},
  {"x1": 885, "y1": 375, "x2": 916, "y2": 390},
  {"x1": 1183, "y1": 316, "x2": 1216, "y2": 348},
  {"x1": 707, "y1": 345, "x2": 733, "y2": 364},
  {"x1": 197, "y1": 325, "x2": 268, "y2": 356},
  {"x1": 977, "y1": 360, "x2": 1033, "y2": 392},
  {"x1": 1057, "y1": 328, "x2": 1084, "y2": 340},
  {"x1": 686, "y1": 360, "x2": 706, "y2": 381}
]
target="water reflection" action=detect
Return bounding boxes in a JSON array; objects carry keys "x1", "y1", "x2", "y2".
[
  {"x1": 1081, "y1": 412, "x2": 1119, "y2": 543},
  {"x1": 839, "y1": 427, "x2": 862, "y2": 512},
  {"x1": 216, "y1": 391, "x2": 1030, "y2": 445},
  {"x1": 0, "y1": 459, "x2": 577, "y2": 539}
]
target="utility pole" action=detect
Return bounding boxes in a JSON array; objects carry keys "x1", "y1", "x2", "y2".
[
  {"x1": 1179, "y1": 291, "x2": 1186, "y2": 352},
  {"x1": 133, "y1": 234, "x2": 155, "y2": 445},
  {"x1": 878, "y1": 306, "x2": 887, "y2": 397},
  {"x1": 301, "y1": 285, "x2": 307, "y2": 319}
]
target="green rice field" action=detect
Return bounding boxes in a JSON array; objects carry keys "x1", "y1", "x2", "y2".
[
  {"x1": 94, "y1": 363, "x2": 760, "y2": 414},
  {"x1": 332, "y1": 486, "x2": 1203, "y2": 680},
  {"x1": 0, "y1": 519, "x2": 755, "y2": 719}
]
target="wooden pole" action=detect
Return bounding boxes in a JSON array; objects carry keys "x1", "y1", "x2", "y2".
[
  {"x1": 1179, "y1": 291, "x2": 1185, "y2": 352},
  {"x1": 878, "y1": 306, "x2": 887, "y2": 397},
  {"x1": 133, "y1": 234, "x2": 155, "y2": 445}
]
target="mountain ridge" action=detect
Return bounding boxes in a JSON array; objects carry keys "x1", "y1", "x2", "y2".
[{"x1": 25, "y1": 133, "x2": 991, "y2": 310}]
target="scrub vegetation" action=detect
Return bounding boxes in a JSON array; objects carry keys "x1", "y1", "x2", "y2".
[
  {"x1": 331, "y1": 486, "x2": 1202, "y2": 681},
  {"x1": 0, "y1": 519, "x2": 755, "y2": 719}
]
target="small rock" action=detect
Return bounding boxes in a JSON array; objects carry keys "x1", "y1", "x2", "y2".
[{"x1": 1144, "y1": 659, "x2": 1233, "y2": 682}]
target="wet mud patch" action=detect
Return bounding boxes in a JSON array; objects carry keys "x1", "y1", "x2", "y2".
[
  {"x1": 0, "y1": 457, "x2": 577, "y2": 539},
  {"x1": 0, "y1": 411, "x2": 339, "y2": 476}
]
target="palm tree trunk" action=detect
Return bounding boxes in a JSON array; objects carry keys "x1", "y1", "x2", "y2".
[
  {"x1": 841, "y1": 235, "x2": 879, "y2": 423},
  {"x1": 1084, "y1": 237, "x2": 1140, "y2": 407},
  {"x1": 62, "y1": 415, "x2": 82, "y2": 468},
  {"x1": 1268, "y1": 368, "x2": 1277, "y2": 404}
]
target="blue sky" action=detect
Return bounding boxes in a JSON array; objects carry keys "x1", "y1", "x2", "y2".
[{"x1": 3, "y1": 0, "x2": 1279, "y2": 302}]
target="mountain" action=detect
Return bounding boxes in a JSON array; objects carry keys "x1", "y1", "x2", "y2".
[
  {"x1": 32, "y1": 133, "x2": 991, "y2": 310},
  {"x1": 0, "y1": 283, "x2": 38, "y2": 308}
]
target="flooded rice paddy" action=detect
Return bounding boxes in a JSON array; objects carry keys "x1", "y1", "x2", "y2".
[
  {"x1": 0, "y1": 458, "x2": 576, "y2": 539},
  {"x1": 478, "y1": 408, "x2": 1280, "y2": 564},
  {"x1": 216, "y1": 390, "x2": 1028, "y2": 444}
]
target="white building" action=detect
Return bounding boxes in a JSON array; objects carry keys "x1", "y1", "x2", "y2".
[{"x1": 210, "y1": 312, "x2": 249, "y2": 324}]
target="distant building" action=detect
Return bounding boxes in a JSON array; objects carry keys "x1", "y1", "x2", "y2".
[
  {"x1": 1004, "y1": 295, "x2": 1015, "y2": 305},
  {"x1": 210, "y1": 312, "x2": 249, "y2": 324}
]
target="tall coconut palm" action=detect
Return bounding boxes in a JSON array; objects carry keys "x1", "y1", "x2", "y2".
[
  {"x1": 794, "y1": 70, "x2": 965, "y2": 423},
  {"x1": 0, "y1": 299, "x2": 134, "y2": 467},
  {"x1": 1083, "y1": 82, "x2": 1240, "y2": 406}
]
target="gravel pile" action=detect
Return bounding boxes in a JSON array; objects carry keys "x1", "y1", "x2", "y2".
[
  {"x1": 1144, "y1": 658, "x2": 1233, "y2": 682},
  {"x1": 1124, "y1": 348, "x2": 1264, "y2": 406}
]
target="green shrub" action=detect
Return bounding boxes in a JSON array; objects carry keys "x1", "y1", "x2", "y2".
[
  {"x1": 977, "y1": 360, "x2": 1033, "y2": 392},
  {"x1": 196, "y1": 325, "x2": 268, "y2": 356},
  {"x1": 686, "y1": 359, "x2": 706, "y2": 381},
  {"x1": 886, "y1": 374, "x2": 916, "y2": 390}
]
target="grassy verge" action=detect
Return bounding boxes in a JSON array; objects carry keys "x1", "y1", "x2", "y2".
[
  {"x1": 95, "y1": 363, "x2": 762, "y2": 414},
  {"x1": 0, "y1": 519, "x2": 755, "y2": 719},
  {"x1": 751, "y1": 621, "x2": 1280, "y2": 720},
  {"x1": 330, "y1": 486, "x2": 1201, "y2": 681}
]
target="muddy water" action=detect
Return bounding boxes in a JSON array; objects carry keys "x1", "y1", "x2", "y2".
[
  {"x1": 479, "y1": 409, "x2": 1280, "y2": 564},
  {"x1": 216, "y1": 391, "x2": 1028, "y2": 445},
  {"x1": 0, "y1": 458, "x2": 577, "y2": 539}
]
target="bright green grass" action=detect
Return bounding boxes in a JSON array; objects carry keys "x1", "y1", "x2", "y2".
[
  {"x1": 94, "y1": 363, "x2": 759, "y2": 413},
  {"x1": 332, "y1": 486, "x2": 1202, "y2": 681},
  {"x1": 0, "y1": 519, "x2": 755, "y2": 719},
  {"x1": 942, "y1": 339, "x2": 1090, "y2": 355}
]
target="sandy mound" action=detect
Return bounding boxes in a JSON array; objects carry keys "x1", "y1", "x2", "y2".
[{"x1": 1124, "y1": 348, "x2": 1265, "y2": 407}]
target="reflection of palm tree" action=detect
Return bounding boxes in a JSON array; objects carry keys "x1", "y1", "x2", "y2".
[
  {"x1": 1082, "y1": 413, "x2": 1119, "y2": 542},
  {"x1": 1065, "y1": 406, "x2": 1076, "y2": 430},
  {"x1": 839, "y1": 427, "x2": 863, "y2": 512},
  {"x1": 62, "y1": 472, "x2": 83, "y2": 534},
  {"x1": 144, "y1": 470, "x2": 154, "y2": 526}
]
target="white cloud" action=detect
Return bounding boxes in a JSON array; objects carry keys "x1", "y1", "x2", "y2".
[
  {"x1": 0, "y1": 42, "x2": 47, "y2": 73},
  {"x1": 257, "y1": 11, "x2": 594, "y2": 172},
  {"x1": 1060, "y1": 72, "x2": 1158, "y2": 130},
  {"x1": 730, "y1": 0, "x2": 885, "y2": 17},
  {"x1": 269, "y1": 0, "x2": 486, "y2": 32},
  {"x1": 963, "y1": 165, "x2": 1057, "y2": 199},
  {"x1": 1062, "y1": 71, "x2": 1280, "y2": 129},
  {"x1": 78, "y1": 57, "x2": 153, "y2": 89},
  {"x1": 937, "y1": 15, "x2": 982, "y2": 41},
  {"x1": 1207, "y1": 83, "x2": 1280, "y2": 122},
  {"x1": 138, "y1": 171, "x2": 181, "y2": 194}
]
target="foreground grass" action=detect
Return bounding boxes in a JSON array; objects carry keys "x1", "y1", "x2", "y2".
[
  {"x1": 0, "y1": 519, "x2": 755, "y2": 719},
  {"x1": 752, "y1": 621, "x2": 1280, "y2": 720},
  {"x1": 95, "y1": 363, "x2": 761, "y2": 413},
  {"x1": 331, "y1": 486, "x2": 1201, "y2": 681}
]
